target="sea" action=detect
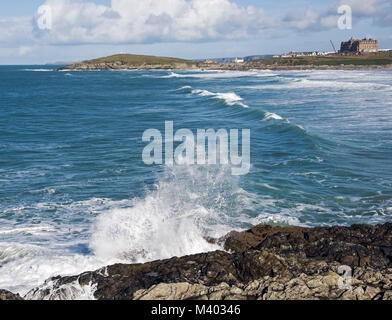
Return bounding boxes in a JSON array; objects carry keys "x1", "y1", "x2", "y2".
[{"x1": 0, "y1": 66, "x2": 391, "y2": 295}]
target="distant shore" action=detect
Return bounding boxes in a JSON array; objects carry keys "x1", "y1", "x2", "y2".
[
  {"x1": 57, "y1": 52, "x2": 392, "y2": 72},
  {"x1": 200, "y1": 63, "x2": 392, "y2": 71},
  {"x1": 58, "y1": 61, "x2": 392, "y2": 72}
]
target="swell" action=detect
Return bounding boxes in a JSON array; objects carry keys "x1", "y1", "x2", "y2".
[
  {"x1": 176, "y1": 85, "x2": 249, "y2": 108},
  {"x1": 176, "y1": 84, "x2": 336, "y2": 155}
]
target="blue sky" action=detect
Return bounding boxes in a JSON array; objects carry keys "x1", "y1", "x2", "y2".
[{"x1": 0, "y1": 0, "x2": 391, "y2": 64}]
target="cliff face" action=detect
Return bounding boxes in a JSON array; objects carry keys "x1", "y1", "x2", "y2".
[{"x1": 15, "y1": 223, "x2": 392, "y2": 300}]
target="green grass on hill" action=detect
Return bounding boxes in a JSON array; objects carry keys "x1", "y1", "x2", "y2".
[
  {"x1": 84, "y1": 54, "x2": 196, "y2": 66},
  {"x1": 255, "y1": 51, "x2": 392, "y2": 66}
]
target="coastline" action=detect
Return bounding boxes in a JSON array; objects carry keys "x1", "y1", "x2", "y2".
[
  {"x1": 57, "y1": 61, "x2": 392, "y2": 72},
  {"x1": 3, "y1": 222, "x2": 392, "y2": 300}
]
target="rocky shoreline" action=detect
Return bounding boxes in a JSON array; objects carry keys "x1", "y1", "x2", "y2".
[
  {"x1": 58, "y1": 61, "x2": 392, "y2": 71},
  {"x1": 58, "y1": 61, "x2": 198, "y2": 71},
  {"x1": 198, "y1": 61, "x2": 392, "y2": 71},
  {"x1": 2, "y1": 223, "x2": 392, "y2": 300}
]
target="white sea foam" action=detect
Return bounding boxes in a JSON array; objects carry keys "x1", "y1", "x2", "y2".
[
  {"x1": 0, "y1": 164, "x2": 253, "y2": 297},
  {"x1": 251, "y1": 213, "x2": 303, "y2": 226},
  {"x1": 245, "y1": 78, "x2": 392, "y2": 91},
  {"x1": 191, "y1": 88, "x2": 249, "y2": 108},
  {"x1": 261, "y1": 111, "x2": 307, "y2": 132},
  {"x1": 162, "y1": 71, "x2": 177, "y2": 78},
  {"x1": 176, "y1": 85, "x2": 192, "y2": 90},
  {"x1": 162, "y1": 70, "x2": 277, "y2": 79},
  {"x1": 0, "y1": 242, "x2": 113, "y2": 296},
  {"x1": 262, "y1": 183, "x2": 280, "y2": 190},
  {"x1": 21, "y1": 69, "x2": 53, "y2": 72},
  {"x1": 25, "y1": 278, "x2": 98, "y2": 300},
  {"x1": 0, "y1": 225, "x2": 55, "y2": 236},
  {"x1": 90, "y1": 165, "x2": 239, "y2": 263},
  {"x1": 262, "y1": 112, "x2": 283, "y2": 121}
]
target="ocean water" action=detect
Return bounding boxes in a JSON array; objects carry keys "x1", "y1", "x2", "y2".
[{"x1": 0, "y1": 66, "x2": 391, "y2": 295}]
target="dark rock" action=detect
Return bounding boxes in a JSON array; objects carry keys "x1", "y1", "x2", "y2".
[
  {"x1": 0, "y1": 290, "x2": 23, "y2": 300},
  {"x1": 25, "y1": 223, "x2": 392, "y2": 300},
  {"x1": 224, "y1": 223, "x2": 392, "y2": 269}
]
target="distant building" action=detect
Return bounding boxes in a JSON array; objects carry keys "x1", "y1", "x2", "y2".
[
  {"x1": 278, "y1": 51, "x2": 328, "y2": 58},
  {"x1": 340, "y1": 38, "x2": 378, "y2": 53},
  {"x1": 234, "y1": 57, "x2": 244, "y2": 63}
]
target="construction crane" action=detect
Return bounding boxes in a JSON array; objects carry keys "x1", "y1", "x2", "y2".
[{"x1": 330, "y1": 40, "x2": 337, "y2": 53}]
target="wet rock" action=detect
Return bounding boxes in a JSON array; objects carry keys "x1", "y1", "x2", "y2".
[
  {"x1": 224, "y1": 223, "x2": 392, "y2": 269},
  {"x1": 25, "y1": 223, "x2": 392, "y2": 300}
]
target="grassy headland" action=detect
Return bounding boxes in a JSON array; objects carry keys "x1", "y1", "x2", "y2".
[
  {"x1": 87, "y1": 54, "x2": 195, "y2": 66},
  {"x1": 253, "y1": 51, "x2": 392, "y2": 66},
  {"x1": 59, "y1": 51, "x2": 392, "y2": 71},
  {"x1": 59, "y1": 54, "x2": 198, "y2": 70}
]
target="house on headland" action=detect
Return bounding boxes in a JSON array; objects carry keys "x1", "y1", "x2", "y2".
[{"x1": 340, "y1": 38, "x2": 378, "y2": 53}]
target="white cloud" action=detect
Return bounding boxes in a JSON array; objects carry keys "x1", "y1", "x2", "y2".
[
  {"x1": 29, "y1": 0, "x2": 275, "y2": 45},
  {"x1": 17, "y1": 46, "x2": 36, "y2": 56},
  {"x1": 338, "y1": 0, "x2": 381, "y2": 17},
  {"x1": 0, "y1": 17, "x2": 33, "y2": 45},
  {"x1": 0, "y1": 0, "x2": 391, "y2": 52},
  {"x1": 283, "y1": 0, "x2": 392, "y2": 32},
  {"x1": 283, "y1": 7, "x2": 321, "y2": 31}
]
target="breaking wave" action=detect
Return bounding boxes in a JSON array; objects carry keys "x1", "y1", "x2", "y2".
[
  {"x1": 0, "y1": 164, "x2": 260, "y2": 297},
  {"x1": 262, "y1": 112, "x2": 283, "y2": 121},
  {"x1": 0, "y1": 242, "x2": 110, "y2": 296},
  {"x1": 184, "y1": 87, "x2": 249, "y2": 108},
  {"x1": 90, "y1": 164, "x2": 245, "y2": 263},
  {"x1": 162, "y1": 70, "x2": 278, "y2": 79},
  {"x1": 245, "y1": 78, "x2": 392, "y2": 91},
  {"x1": 21, "y1": 69, "x2": 54, "y2": 72}
]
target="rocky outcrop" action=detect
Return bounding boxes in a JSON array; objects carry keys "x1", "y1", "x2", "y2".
[
  {"x1": 20, "y1": 223, "x2": 392, "y2": 300},
  {"x1": 59, "y1": 61, "x2": 392, "y2": 71},
  {"x1": 57, "y1": 53, "x2": 199, "y2": 71},
  {"x1": 59, "y1": 61, "x2": 198, "y2": 71},
  {"x1": 0, "y1": 290, "x2": 23, "y2": 300},
  {"x1": 224, "y1": 223, "x2": 392, "y2": 269}
]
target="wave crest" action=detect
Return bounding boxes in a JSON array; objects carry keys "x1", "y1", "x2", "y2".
[{"x1": 190, "y1": 88, "x2": 249, "y2": 108}]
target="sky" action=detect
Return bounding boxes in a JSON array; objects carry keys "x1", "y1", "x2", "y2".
[{"x1": 0, "y1": 0, "x2": 391, "y2": 64}]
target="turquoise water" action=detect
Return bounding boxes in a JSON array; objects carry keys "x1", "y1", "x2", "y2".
[{"x1": 0, "y1": 66, "x2": 391, "y2": 293}]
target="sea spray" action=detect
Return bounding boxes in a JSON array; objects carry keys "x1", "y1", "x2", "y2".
[
  {"x1": 89, "y1": 163, "x2": 245, "y2": 262},
  {"x1": 142, "y1": 121, "x2": 251, "y2": 175}
]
